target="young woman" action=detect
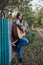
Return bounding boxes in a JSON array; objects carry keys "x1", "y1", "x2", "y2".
[{"x1": 12, "y1": 12, "x2": 29, "y2": 63}]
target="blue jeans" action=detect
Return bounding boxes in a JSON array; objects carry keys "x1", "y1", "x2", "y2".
[{"x1": 17, "y1": 37, "x2": 29, "y2": 58}]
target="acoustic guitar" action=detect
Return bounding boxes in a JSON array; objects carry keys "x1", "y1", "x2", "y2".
[
  {"x1": 13, "y1": 25, "x2": 25, "y2": 39},
  {"x1": 11, "y1": 25, "x2": 29, "y2": 47},
  {"x1": 11, "y1": 25, "x2": 25, "y2": 46}
]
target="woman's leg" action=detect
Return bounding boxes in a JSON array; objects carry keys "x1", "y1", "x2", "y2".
[
  {"x1": 18, "y1": 38, "x2": 29, "y2": 46},
  {"x1": 17, "y1": 38, "x2": 29, "y2": 58}
]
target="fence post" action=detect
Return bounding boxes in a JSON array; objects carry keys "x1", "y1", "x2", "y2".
[{"x1": 0, "y1": 18, "x2": 9, "y2": 65}]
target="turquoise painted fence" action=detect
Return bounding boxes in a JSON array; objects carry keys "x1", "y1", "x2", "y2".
[{"x1": 0, "y1": 18, "x2": 9, "y2": 65}]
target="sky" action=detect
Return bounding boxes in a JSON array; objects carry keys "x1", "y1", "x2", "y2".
[{"x1": 29, "y1": 0, "x2": 43, "y2": 10}]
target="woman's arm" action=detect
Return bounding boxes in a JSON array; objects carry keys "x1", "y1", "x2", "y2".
[{"x1": 15, "y1": 21, "x2": 25, "y2": 32}]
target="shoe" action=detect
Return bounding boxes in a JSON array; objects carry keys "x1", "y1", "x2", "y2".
[{"x1": 18, "y1": 58, "x2": 24, "y2": 63}]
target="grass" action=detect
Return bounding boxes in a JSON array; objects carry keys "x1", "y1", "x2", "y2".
[
  {"x1": 23, "y1": 31, "x2": 43, "y2": 65},
  {"x1": 11, "y1": 28, "x2": 43, "y2": 65}
]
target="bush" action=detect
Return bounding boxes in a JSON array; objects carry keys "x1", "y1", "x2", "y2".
[{"x1": 25, "y1": 27, "x2": 35, "y2": 42}]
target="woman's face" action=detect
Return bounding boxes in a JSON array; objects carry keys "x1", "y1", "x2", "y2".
[{"x1": 18, "y1": 14, "x2": 23, "y2": 20}]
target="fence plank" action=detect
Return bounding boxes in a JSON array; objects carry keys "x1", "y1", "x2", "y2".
[{"x1": 0, "y1": 18, "x2": 9, "y2": 65}]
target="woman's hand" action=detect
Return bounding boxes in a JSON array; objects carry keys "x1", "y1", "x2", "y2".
[{"x1": 25, "y1": 29, "x2": 29, "y2": 33}]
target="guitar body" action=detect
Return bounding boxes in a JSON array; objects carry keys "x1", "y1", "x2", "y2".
[
  {"x1": 13, "y1": 25, "x2": 25, "y2": 39},
  {"x1": 17, "y1": 26, "x2": 25, "y2": 38},
  {"x1": 11, "y1": 25, "x2": 25, "y2": 49}
]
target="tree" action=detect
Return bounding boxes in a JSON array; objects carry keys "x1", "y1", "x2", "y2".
[
  {"x1": 38, "y1": 7, "x2": 43, "y2": 25},
  {"x1": 0, "y1": 0, "x2": 32, "y2": 18},
  {"x1": 0, "y1": 0, "x2": 9, "y2": 17}
]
